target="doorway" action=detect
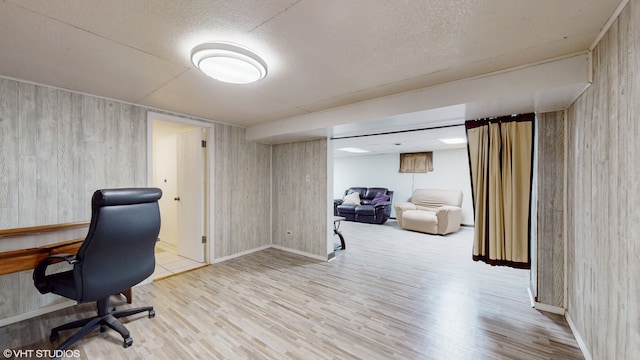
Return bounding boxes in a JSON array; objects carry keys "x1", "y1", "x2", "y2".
[{"x1": 148, "y1": 113, "x2": 210, "y2": 279}]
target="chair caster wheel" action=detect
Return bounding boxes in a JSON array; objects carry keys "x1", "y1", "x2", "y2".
[
  {"x1": 123, "y1": 337, "x2": 133, "y2": 348},
  {"x1": 149, "y1": 310, "x2": 155, "y2": 318},
  {"x1": 50, "y1": 332, "x2": 59, "y2": 342}
]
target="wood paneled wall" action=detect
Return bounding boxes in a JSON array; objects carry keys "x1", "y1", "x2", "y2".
[
  {"x1": 272, "y1": 139, "x2": 328, "y2": 257},
  {"x1": 212, "y1": 123, "x2": 272, "y2": 259},
  {"x1": 0, "y1": 78, "x2": 147, "y2": 320},
  {"x1": 565, "y1": 1, "x2": 640, "y2": 358},
  {"x1": 0, "y1": 78, "x2": 278, "y2": 321},
  {"x1": 536, "y1": 111, "x2": 565, "y2": 308},
  {"x1": 0, "y1": 78, "x2": 147, "y2": 229}
]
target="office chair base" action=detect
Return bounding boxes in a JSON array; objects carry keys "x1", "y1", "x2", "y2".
[{"x1": 50, "y1": 303, "x2": 154, "y2": 351}]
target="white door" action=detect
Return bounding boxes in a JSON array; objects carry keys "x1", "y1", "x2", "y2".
[{"x1": 176, "y1": 128, "x2": 205, "y2": 263}]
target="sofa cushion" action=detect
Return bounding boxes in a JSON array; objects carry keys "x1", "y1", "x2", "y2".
[
  {"x1": 337, "y1": 204, "x2": 357, "y2": 214},
  {"x1": 346, "y1": 187, "x2": 367, "y2": 199},
  {"x1": 411, "y1": 189, "x2": 463, "y2": 208},
  {"x1": 355, "y1": 205, "x2": 375, "y2": 215},
  {"x1": 370, "y1": 192, "x2": 390, "y2": 206},
  {"x1": 364, "y1": 188, "x2": 388, "y2": 200},
  {"x1": 342, "y1": 191, "x2": 361, "y2": 205},
  {"x1": 402, "y1": 210, "x2": 439, "y2": 234}
]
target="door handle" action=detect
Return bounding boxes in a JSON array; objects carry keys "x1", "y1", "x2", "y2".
[{"x1": 174, "y1": 197, "x2": 180, "y2": 201}]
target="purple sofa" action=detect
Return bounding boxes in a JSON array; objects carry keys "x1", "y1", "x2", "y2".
[{"x1": 334, "y1": 187, "x2": 394, "y2": 224}]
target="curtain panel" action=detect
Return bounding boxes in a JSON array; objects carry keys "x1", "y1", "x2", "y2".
[
  {"x1": 465, "y1": 113, "x2": 534, "y2": 269},
  {"x1": 399, "y1": 152, "x2": 433, "y2": 173}
]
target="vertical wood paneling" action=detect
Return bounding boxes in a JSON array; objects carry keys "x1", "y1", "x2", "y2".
[
  {"x1": 213, "y1": 124, "x2": 230, "y2": 257},
  {"x1": 536, "y1": 111, "x2": 564, "y2": 307},
  {"x1": 129, "y1": 106, "x2": 147, "y2": 186},
  {"x1": 272, "y1": 139, "x2": 327, "y2": 257},
  {"x1": 103, "y1": 100, "x2": 119, "y2": 187},
  {"x1": 0, "y1": 78, "x2": 149, "y2": 320},
  {"x1": 17, "y1": 83, "x2": 37, "y2": 226},
  {"x1": 35, "y1": 86, "x2": 58, "y2": 225},
  {"x1": 56, "y1": 91, "x2": 74, "y2": 223},
  {"x1": 116, "y1": 104, "x2": 133, "y2": 186},
  {"x1": 0, "y1": 79, "x2": 19, "y2": 228},
  {"x1": 212, "y1": 124, "x2": 271, "y2": 259},
  {"x1": 565, "y1": 1, "x2": 640, "y2": 359},
  {"x1": 17, "y1": 83, "x2": 36, "y2": 156},
  {"x1": 630, "y1": 2, "x2": 640, "y2": 357},
  {"x1": 70, "y1": 92, "x2": 86, "y2": 219},
  {"x1": 17, "y1": 155, "x2": 36, "y2": 226}
]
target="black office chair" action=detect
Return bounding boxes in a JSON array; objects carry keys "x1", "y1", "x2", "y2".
[{"x1": 33, "y1": 188, "x2": 162, "y2": 351}]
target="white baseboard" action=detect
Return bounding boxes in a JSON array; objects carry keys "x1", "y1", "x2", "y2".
[
  {"x1": 270, "y1": 245, "x2": 328, "y2": 261},
  {"x1": 526, "y1": 290, "x2": 589, "y2": 359},
  {"x1": 565, "y1": 312, "x2": 592, "y2": 360},
  {"x1": 533, "y1": 301, "x2": 565, "y2": 315},
  {"x1": 212, "y1": 245, "x2": 271, "y2": 263},
  {"x1": 529, "y1": 301, "x2": 590, "y2": 360},
  {"x1": 527, "y1": 286, "x2": 535, "y2": 307},
  {"x1": 527, "y1": 286, "x2": 566, "y2": 315},
  {"x1": 209, "y1": 244, "x2": 329, "y2": 264},
  {"x1": 0, "y1": 300, "x2": 76, "y2": 328}
]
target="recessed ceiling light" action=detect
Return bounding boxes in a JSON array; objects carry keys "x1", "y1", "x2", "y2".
[
  {"x1": 337, "y1": 147, "x2": 370, "y2": 153},
  {"x1": 439, "y1": 137, "x2": 467, "y2": 144},
  {"x1": 191, "y1": 42, "x2": 267, "y2": 84}
]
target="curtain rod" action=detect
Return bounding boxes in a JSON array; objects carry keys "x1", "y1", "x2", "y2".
[{"x1": 330, "y1": 123, "x2": 465, "y2": 141}]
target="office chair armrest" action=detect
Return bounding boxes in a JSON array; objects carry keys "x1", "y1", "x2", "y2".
[{"x1": 33, "y1": 254, "x2": 78, "y2": 294}]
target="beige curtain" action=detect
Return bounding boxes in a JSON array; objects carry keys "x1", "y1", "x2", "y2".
[
  {"x1": 399, "y1": 152, "x2": 433, "y2": 173},
  {"x1": 466, "y1": 114, "x2": 534, "y2": 268}
]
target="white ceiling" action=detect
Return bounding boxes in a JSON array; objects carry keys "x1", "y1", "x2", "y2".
[
  {"x1": 0, "y1": 0, "x2": 624, "y2": 155},
  {"x1": 332, "y1": 125, "x2": 468, "y2": 158}
]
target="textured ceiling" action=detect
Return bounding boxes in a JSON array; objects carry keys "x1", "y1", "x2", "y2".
[{"x1": 0, "y1": 0, "x2": 623, "y2": 150}]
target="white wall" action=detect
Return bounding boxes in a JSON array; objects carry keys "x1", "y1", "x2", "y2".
[
  {"x1": 333, "y1": 148, "x2": 474, "y2": 225},
  {"x1": 153, "y1": 135, "x2": 178, "y2": 247}
]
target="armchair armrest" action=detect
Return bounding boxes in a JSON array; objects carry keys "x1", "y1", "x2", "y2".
[
  {"x1": 435, "y1": 206, "x2": 462, "y2": 234},
  {"x1": 394, "y1": 202, "x2": 416, "y2": 211},
  {"x1": 393, "y1": 202, "x2": 417, "y2": 227},
  {"x1": 32, "y1": 253, "x2": 78, "y2": 294}
]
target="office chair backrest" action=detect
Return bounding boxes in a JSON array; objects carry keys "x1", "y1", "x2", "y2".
[{"x1": 74, "y1": 188, "x2": 162, "y2": 302}]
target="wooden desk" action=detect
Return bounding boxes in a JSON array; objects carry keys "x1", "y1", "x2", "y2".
[
  {"x1": 0, "y1": 237, "x2": 84, "y2": 275},
  {"x1": 0, "y1": 222, "x2": 132, "y2": 303}
]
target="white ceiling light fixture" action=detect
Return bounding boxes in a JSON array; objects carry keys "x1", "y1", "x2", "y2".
[
  {"x1": 438, "y1": 137, "x2": 467, "y2": 144},
  {"x1": 337, "y1": 147, "x2": 370, "y2": 153},
  {"x1": 191, "y1": 42, "x2": 268, "y2": 84}
]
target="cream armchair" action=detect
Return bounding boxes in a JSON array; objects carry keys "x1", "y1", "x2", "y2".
[{"x1": 394, "y1": 189, "x2": 463, "y2": 235}]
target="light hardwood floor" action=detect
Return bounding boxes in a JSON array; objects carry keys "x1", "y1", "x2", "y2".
[{"x1": 0, "y1": 221, "x2": 583, "y2": 359}]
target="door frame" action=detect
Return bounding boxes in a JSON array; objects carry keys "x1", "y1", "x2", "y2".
[{"x1": 146, "y1": 111, "x2": 214, "y2": 263}]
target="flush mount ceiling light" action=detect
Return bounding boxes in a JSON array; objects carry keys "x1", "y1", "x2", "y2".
[
  {"x1": 337, "y1": 147, "x2": 370, "y2": 153},
  {"x1": 191, "y1": 42, "x2": 267, "y2": 84},
  {"x1": 438, "y1": 137, "x2": 467, "y2": 144}
]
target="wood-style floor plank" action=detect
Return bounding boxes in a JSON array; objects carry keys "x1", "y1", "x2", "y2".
[{"x1": 0, "y1": 221, "x2": 583, "y2": 359}]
